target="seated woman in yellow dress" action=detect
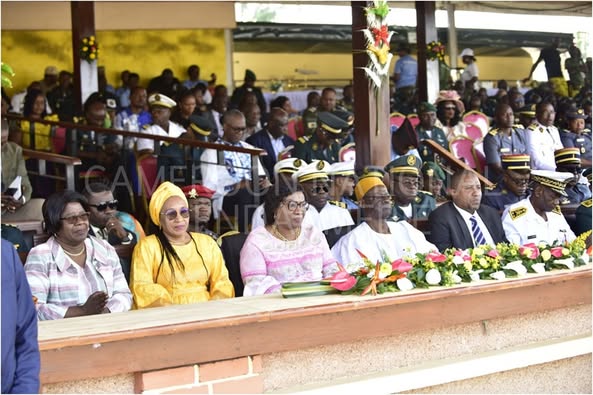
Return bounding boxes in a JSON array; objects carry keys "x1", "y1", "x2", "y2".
[
  {"x1": 18, "y1": 89, "x2": 59, "y2": 152},
  {"x1": 130, "y1": 182, "x2": 234, "y2": 308}
]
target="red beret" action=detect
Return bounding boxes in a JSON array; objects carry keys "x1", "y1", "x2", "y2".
[{"x1": 181, "y1": 184, "x2": 215, "y2": 200}]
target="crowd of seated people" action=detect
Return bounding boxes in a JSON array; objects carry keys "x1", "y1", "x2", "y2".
[{"x1": 1, "y1": 59, "x2": 591, "y2": 321}]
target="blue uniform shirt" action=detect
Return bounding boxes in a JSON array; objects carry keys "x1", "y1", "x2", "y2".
[{"x1": 1, "y1": 239, "x2": 40, "y2": 394}]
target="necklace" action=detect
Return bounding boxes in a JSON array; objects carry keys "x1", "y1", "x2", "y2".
[
  {"x1": 63, "y1": 245, "x2": 86, "y2": 257},
  {"x1": 272, "y1": 224, "x2": 301, "y2": 242}
]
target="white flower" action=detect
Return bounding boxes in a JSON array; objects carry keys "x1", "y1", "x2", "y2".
[
  {"x1": 554, "y1": 258, "x2": 574, "y2": 270},
  {"x1": 425, "y1": 268, "x2": 441, "y2": 285},
  {"x1": 581, "y1": 252, "x2": 591, "y2": 264},
  {"x1": 469, "y1": 269, "x2": 483, "y2": 282},
  {"x1": 503, "y1": 261, "x2": 527, "y2": 276},
  {"x1": 531, "y1": 263, "x2": 546, "y2": 274},
  {"x1": 367, "y1": 269, "x2": 375, "y2": 279},
  {"x1": 452, "y1": 255, "x2": 465, "y2": 265},
  {"x1": 489, "y1": 271, "x2": 506, "y2": 280},
  {"x1": 451, "y1": 270, "x2": 462, "y2": 284},
  {"x1": 396, "y1": 277, "x2": 414, "y2": 291}
]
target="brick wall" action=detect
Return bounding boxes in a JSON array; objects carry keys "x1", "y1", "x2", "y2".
[{"x1": 135, "y1": 356, "x2": 263, "y2": 394}]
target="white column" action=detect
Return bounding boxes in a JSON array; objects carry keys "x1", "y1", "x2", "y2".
[
  {"x1": 79, "y1": 60, "x2": 98, "y2": 105},
  {"x1": 446, "y1": 2, "x2": 458, "y2": 81}
]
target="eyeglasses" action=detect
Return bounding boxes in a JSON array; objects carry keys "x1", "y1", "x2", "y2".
[
  {"x1": 364, "y1": 195, "x2": 393, "y2": 204},
  {"x1": 60, "y1": 212, "x2": 91, "y2": 224},
  {"x1": 161, "y1": 207, "x2": 191, "y2": 221},
  {"x1": 282, "y1": 200, "x2": 309, "y2": 212},
  {"x1": 89, "y1": 200, "x2": 118, "y2": 212},
  {"x1": 229, "y1": 126, "x2": 246, "y2": 133},
  {"x1": 309, "y1": 185, "x2": 329, "y2": 194}
]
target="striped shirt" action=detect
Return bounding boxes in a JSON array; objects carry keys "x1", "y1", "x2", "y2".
[{"x1": 24, "y1": 236, "x2": 132, "y2": 320}]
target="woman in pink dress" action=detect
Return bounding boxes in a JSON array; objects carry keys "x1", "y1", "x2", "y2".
[{"x1": 240, "y1": 182, "x2": 338, "y2": 296}]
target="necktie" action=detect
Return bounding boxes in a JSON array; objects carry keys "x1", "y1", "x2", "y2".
[{"x1": 470, "y1": 215, "x2": 487, "y2": 246}]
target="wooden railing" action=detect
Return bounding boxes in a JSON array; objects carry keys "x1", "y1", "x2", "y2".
[
  {"x1": 5, "y1": 114, "x2": 266, "y2": 195},
  {"x1": 22, "y1": 148, "x2": 82, "y2": 190}
]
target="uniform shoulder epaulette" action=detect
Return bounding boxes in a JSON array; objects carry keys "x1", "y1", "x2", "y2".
[
  {"x1": 418, "y1": 190, "x2": 433, "y2": 196},
  {"x1": 297, "y1": 136, "x2": 310, "y2": 144},
  {"x1": 485, "y1": 183, "x2": 497, "y2": 191},
  {"x1": 581, "y1": 198, "x2": 592, "y2": 208},
  {"x1": 583, "y1": 128, "x2": 591, "y2": 134},
  {"x1": 509, "y1": 206, "x2": 528, "y2": 220},
  {"x1": 488, "y1": 128, "x2": 499, "y2": 136},
  {"x1": 512, "y1": 124, "x2": 523, "y2": 129},
  {"x1": 552, "y1": 205, "x2": 563, "y2": 215},
  {"x1": 328, "y1": 200, "x2": 347, "y2": 209},
  {"x1": 306, "y1": 107, "x2": 317, "y2": 113},
  {"x1": 142, "y1": 123, "x2": 151, "y2": 130},
  {"x1": 527, "y1": 124, "x2": 538, "y2": 131}
]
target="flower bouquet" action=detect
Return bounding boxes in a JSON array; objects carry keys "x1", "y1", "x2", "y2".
[
  {"x1": 426, "y1": 40, "x2": 445, "y2": 62},
  {"x1": 324, "y1": 231, "x2": 592, "y2": 296},
  {"x1": 80, "y1": 36, "x2": 99, "y2": 63}
]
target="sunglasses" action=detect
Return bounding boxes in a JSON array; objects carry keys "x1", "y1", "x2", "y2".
[
  {"x1": 444, "y1": 106, "x2": 457, "y2": 111},
  {"x1": 61, "y1": 212, "x2": 91, "y2": 224},
  {"x1": 310, "y1": 185, "x2": 329, "y2": 194},
  {"x1": 161, "y1": 207, "x2": 191, "y2": 221},
  {"x1": 89, "y1": 199, "x2": 118, "y2": 212}
]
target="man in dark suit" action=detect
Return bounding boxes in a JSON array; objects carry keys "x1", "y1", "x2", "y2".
[
  {"x1": 246, "y1": 108, "x2": 295, "y2": 177},
  {"x1": 428, "y1": 169, "x2": 507, "y2": 251}
]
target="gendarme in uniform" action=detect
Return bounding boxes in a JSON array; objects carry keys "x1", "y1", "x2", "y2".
[
  {"x1": 293, "y1": 111, "x2": 348, "y2": 164},
  {"x1": 385, "y1": 154, "x2": 435, "y2": 221}
]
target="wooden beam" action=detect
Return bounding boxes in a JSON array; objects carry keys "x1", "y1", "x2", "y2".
[
  {"x1": 351, "y1": 1, "x2": 391, "y2": 171},
  {"x1": 415, "y1": 1, "x2": 438, "y2": 103}
]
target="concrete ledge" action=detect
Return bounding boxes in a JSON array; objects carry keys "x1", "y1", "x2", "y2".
[{"x1": 279, "y1": 335, "x2": 592, "y2": 394}]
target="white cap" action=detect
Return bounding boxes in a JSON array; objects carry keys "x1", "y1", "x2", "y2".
[
  {"x1": 327, "y1": 160, "x2": 355, "y2": 177},
  {"x1": 148, "y1": 93, "x2": 176, "y2": 108},
  {"x1": 530, "y1": 170, "x2": 574, "y2": 197},
  {"x1": 292, "y1": 160, "x2": 330, "y2": 183},
  {"x1": 273, "y1": 158, "x2": 306, "y2": 175},
  {"x1": 460, "y1": 48, "x2": 475, "y2": 58}
]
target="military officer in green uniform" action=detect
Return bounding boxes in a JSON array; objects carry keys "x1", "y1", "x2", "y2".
[
  {"x1": 421, "y1": 161, "x2": 448, "y2": 203},
  {"x1": 385, "y1": 154, "x2": 436, "y2": 222},
  {"x1": 293, "y1": 111, "x2": 349, "y2": 164},
  {"x1": 574, "y1": 168, "x2": 592, "y2": 235},
  {"x1": 302, "y1": 91, "x2": 321, "y2": 136},
  {"x1": 416, "y1": 102, "x2": 448, "y2": 162}
]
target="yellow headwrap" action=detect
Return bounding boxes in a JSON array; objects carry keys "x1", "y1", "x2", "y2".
[
  {"x1": 354, "y1": 176, "x2": 386, "y2": 202},
  {"x1": 149, "y1": 181, "x2": 188, "y2": 227}
]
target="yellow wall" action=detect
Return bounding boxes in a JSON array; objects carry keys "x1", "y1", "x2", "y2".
[
  {"x1": 234, "y1": 52, "x2": 533, "y2": 88},
  {"x1": 1, "y1": 29, "x2": 227, "y2": 94}
]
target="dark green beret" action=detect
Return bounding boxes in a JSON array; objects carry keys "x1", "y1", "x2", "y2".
[
  {"x1": 417, "y1": 101, "x2": 436, "y2": 114},
  {"x1": 1, "y1": 224, "x2": 30, "y2": 253},
  {"x1": 384, "y1": 154, "x2": 421, "y2": 175},
  {"x1": 332, "y1": 109, "x2": 355, "y2": 126},
  {"x1": 318, "y1": 111, "x2": 350, "y2": 134},
  {"x1": 189, "y1": 115, "x2": 213, "y2": 137},
  {"x1": 245, "y1": 69, "x2": 256, "y2": 81},
  {"x1": 422, "y1": 161, "x2": 445, "y2": 181}
]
